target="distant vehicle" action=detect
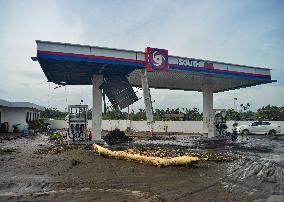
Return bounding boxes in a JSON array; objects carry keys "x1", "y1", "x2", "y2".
[{"x1": 236, "y1": 121, "x2": 281, "y2": 135}]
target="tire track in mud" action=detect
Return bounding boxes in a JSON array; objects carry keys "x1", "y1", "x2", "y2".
[
  {"x1": 223, "y1": 155, "x2": 284, "y2": 200},
  {"x1": 1, "y1": 187, "x2": 163, "y2": 202}
]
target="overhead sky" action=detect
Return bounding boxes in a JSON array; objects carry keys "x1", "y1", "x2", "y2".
[{"x1": 0, "y1": 0, "x2": 283, "y2": 112}]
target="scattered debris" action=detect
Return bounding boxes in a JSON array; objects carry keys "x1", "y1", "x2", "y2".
[
  {"x1": 0, "y1": 135, "x2": 21, "y2": 142},
  {"x1": 0, "y1": 148, "x2": 17, "y2": 155},
  {"x1": 165, "y1": 136, "x2": 177, "y2": 140},
  {"x1": 148, "y1": 136, "x2": 162, "y2": 140},
  {"x1": 149, "y1": 136, "x2": 176, "y2": 141},
  {"x1": 232, "y1": 144, "x2": 272, "y2": 153},
  {"x1": 199, "y1": 138, "x2": 228, "y2": 149},
  {"x1": 71, "y1": 159, "x2": 81, "y2": 166},
  {"x1": 34, "y1": 145, "x2": 85, "y2": 155},
  {"x1": 103, "y1": 129, "x2": 132, "y2": 145},
  {"x1": 125, "y1": 146, "x2": 240, "y2": 162},
  {"x1": 35, "y1": 146, "x2": 66, "y2": 155},
  {"x1": 191, "y1": 151, "x2": 240, "y2": 162}
]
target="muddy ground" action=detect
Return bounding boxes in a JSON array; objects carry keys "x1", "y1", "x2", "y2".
[{"x1": 0, "y1": 133, "x2": 284, "y2": 202}]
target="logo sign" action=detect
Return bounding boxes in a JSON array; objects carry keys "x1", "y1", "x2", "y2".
[
  {"x1": 145, "y1": 47, "x2": 168, "y2": 72},
  {"x1": 177, "y1": 58, "x2": 215, "y2": 70}
]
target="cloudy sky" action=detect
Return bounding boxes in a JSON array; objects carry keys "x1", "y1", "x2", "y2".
[{"x1": 0, "y1": 0, "x2": 283, "y2": 112}]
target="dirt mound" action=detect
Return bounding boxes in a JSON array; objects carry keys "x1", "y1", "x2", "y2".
[{"x1": 103, "y1": 129, "x2": 132, "y2": 145}]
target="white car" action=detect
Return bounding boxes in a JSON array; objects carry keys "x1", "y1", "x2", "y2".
[{"x1": 236, "y1": 121, "x2": 281, "y2": 135}]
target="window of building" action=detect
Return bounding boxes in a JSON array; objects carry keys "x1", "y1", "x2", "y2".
[{"x1": 26, "y1": 112, "x2": 29, "y2": 123}]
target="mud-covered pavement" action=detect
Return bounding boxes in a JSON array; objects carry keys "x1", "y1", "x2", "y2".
[{"x1": 0, "y1": 133, "x2": 283, "y2": 202}]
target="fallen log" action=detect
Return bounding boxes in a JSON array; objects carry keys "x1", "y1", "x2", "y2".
[{"x1": 93, "y1": 144, "x2": 199, "y2": 167}]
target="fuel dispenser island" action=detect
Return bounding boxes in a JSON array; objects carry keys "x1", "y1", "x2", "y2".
[{"x1": 66, "y1": 105, "x2": 90, "y2": 143}]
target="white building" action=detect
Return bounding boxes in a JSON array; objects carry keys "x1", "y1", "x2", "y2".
[{"x1": 0, "y1": 99, "x2": 44, "y2": 132}]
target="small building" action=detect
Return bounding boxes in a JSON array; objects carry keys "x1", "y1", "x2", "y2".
[{"x1": 0, "y1": 99, "x2": 44, "y2": 132}]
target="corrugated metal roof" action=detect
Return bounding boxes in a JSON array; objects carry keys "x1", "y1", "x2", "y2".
[{"x1": 0, "y1": 99, "x2": 44, "y2": 111}]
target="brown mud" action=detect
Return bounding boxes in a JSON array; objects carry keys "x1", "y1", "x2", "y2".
[{"x1": 0, "y1": 133, "x2": 283, "y2": 201}]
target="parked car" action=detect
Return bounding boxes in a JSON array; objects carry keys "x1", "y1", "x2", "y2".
[{"x1": 236, "y1": 121, "x2": 281, "y2": 135}]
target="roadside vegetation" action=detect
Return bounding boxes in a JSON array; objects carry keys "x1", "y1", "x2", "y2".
[{"x1": 41, "y1": 104, "x2": 284, "y2": 121}]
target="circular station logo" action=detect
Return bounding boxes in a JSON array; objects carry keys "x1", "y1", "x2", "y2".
[{"x1": 145, "y1": 47, "x2": 168, "y2": 72}]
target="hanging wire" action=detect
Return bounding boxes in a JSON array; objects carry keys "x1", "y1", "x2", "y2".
[
  {"x1": 65, "y1": 85, "x2": 68, "y2": 112},
  {"x1": 48, "y1": 83, "x2": 51, "y2": 108}
]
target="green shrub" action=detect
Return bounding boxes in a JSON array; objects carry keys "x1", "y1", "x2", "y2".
[
  {"x1": 28, "y1": 119, "x2": 44, "y2": 130},
  {"x1": 51, "y1": 133, "x2": 64, "y2": 140}
]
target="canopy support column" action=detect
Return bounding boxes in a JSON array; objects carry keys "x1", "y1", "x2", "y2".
[
  {"x1": 203, "y1": 88, "x2": 214, "y2": 138},
  {"x1": 141, "y1": 68, "x2": 154, "y2": 123},
  {"x1": 92, "y1": 75, "x2": 103, "y2": 142}
]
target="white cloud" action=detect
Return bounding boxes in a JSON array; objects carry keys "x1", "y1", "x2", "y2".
[{"x1": 0, "y1": 0, "x2": 283, "y2": 112}]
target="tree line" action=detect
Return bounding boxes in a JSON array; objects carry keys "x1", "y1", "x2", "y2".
[{"x1": 41, "y1": 104, "x2": 284, "y2": 121}]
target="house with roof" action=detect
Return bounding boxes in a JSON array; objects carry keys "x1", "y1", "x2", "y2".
[{"x1": 0, "y1": 99, "x2": 44, "y2": 132}]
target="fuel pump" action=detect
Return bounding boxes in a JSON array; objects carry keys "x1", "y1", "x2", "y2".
[
  {"x1": 213, "y1": 109, "x2": 228, "y2": 138},
  {"x1": 66, "y1": 105, "x2": 89, "y2": 143}
]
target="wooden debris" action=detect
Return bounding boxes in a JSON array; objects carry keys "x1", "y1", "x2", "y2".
[{"x1": 103, "y1": 129, "x2": 132, "y2": 145}]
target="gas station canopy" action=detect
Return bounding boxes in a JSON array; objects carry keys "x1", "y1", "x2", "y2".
[
  {"x1": 33, "y1": 40, "x2": 276, "y2": 140},
  {"x1": 34, "y1": 40, "x2": 275, "y2": 92}
]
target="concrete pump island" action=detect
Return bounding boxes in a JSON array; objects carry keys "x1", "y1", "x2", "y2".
[{"x1": 0, "y1": 41, "x2": 283, "y2": 202}]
